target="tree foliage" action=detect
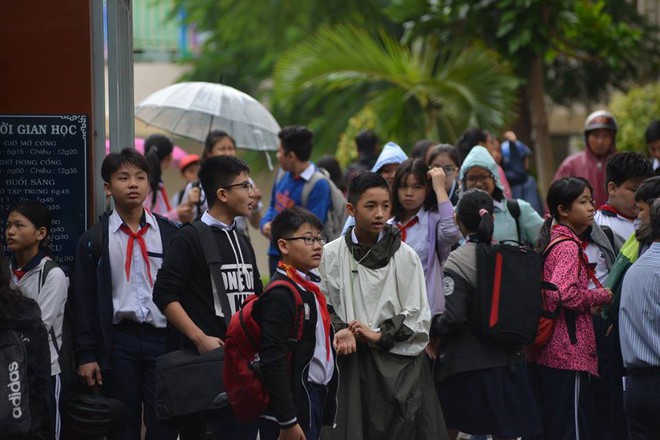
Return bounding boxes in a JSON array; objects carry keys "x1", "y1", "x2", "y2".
[
  {"x1": 274, "y1": 25, "x2": 518, "y2": 147},
  {"x1": 609, "y1": 82, "x2": 660, "y2": 154}
]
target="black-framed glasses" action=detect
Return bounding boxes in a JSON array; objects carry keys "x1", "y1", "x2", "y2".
[
  {"x1": 221, "y1": 180, "x2": 254, "y2": 191},
  {"x1": 465, "y1": 173, "x2": 494, "y2": 184},
  {"x1": 284, "y1": 236, "x2": 326, "y2": 246}
]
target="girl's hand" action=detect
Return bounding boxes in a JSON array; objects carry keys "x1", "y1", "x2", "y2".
[
  {"x1": 348, "y1": 320, "x2": 382, "y2": 344},
  {"x1": 425, "y1": 336, "x2": 440, "y2": 360},
  {"x1": 427, "y1": 166, "x2": 447, "y2": 192}
]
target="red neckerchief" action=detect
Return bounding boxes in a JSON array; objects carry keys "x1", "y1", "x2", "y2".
[
  {"x1": 160, "y1": 184, "x2": 172, "y2": 211},
  {"x1": 396, "y1": 216, "x2": 419, "y2": 242},
  {"x1": 12, "y1": 268, "x2": 26, "y2": 281},
  {"x1": 278, "y1": 261, "x2": 332, "y2": 361},
  {"x1": 598, "y1": 204, "x2": 636, "y2": 221},
  {"x1": 118, "y1": 223, "x2": 153, "y2": 286}
]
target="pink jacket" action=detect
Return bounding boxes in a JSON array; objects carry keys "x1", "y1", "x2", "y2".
[
  {"x1": 529, "y1": 225, "x2": 611, "y2": 376},
  {"x1": 553, "y1": 146, "x2": 615, "y2": 208}
]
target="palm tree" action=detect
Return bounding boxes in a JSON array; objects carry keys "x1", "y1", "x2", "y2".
[{"x1": 274, "y1": 25, "x2": 519, "y2": 145}]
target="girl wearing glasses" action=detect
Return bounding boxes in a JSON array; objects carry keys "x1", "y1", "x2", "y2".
[
  {"x1": 427, "y1": 144, "x2": 462, "y2": 206},
  {"x1": 459, "y1": 146, "x2": 543, "y2": 244}
]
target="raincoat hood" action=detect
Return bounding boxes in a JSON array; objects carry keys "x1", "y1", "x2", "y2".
[
  {"x1": 371, "y1": 141, "x2": 408, "y2": 173},
  {"x1": 459, "y1": 145, "x2": 504, "y2": 191}
]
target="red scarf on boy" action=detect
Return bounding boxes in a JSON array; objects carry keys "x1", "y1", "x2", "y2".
[{"x1": 278, "y1": 261, "x2": 332, "y2": 360}]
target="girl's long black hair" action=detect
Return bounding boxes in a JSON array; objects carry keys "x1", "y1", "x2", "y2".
[
  {"x1": 391, "y1": 158, "x2": 437, "y2": 221},
  {"x1": 456, "y1": 188, "x2": 494, "y2": 243},
  {"x1": 144, "y1": 134, "x2": 174, "y2": 208},
  {"x1": 536, "y1": 177, "x2": 592, "y2": 252}
]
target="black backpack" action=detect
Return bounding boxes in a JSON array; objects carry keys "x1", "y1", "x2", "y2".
[
  {"x1": 472, "y1": 241, "x2": 558, "y2": 346},
  {"x1": 0, "y1": 327, "x2": 31, "y2": 435}
]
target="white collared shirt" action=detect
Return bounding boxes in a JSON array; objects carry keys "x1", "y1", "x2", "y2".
[
  {"x1": 108, "y1": 210, "x2": 167, "y2": 327},
  {"x1": 299, "y1": 163, "x2": 316, "y2": 181},
  {"x1": 277, "y1": 267, "x2": 334, "y2": 386},
  {"x1": 201, "y1": 211, "x2": 235, "y2": 230}
]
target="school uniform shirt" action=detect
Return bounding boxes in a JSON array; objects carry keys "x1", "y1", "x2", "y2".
[
  {"x1": 108, "y1": 209, "x2": 167, "y2": 328},
  {"x1": 10, "y1": 254, "x2": 68, "y2": 376},
  {"x1": 389, "y1": 208, "x2": 429, "y2": 274},
  {"x1": 583, "y1": 242, "x2": 609, "y2": 289},
  {"x1": 153, "y1": 212, "x2": 263, "y2": 345},
  {"x1": 594, "y1": 206, "x2": 639, "y2": 243}
]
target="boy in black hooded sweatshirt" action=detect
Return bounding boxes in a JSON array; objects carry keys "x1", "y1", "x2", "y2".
[{"x1": 153, "y1": 155, "x2": 263, "y2": 439}]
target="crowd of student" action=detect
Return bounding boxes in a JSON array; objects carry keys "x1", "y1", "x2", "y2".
[{"x1": 2, "y1": 112, "x2": 660, "y2": 440}]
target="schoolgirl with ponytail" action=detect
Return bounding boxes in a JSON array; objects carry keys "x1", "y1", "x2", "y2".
[
  {"x1": 5, "y1": 199, "x2": 68, "y2": 438},
  {"x1": 143, "y1": 134, "x2": 194, "y2": 222},
  {"x1": 528, "y1": 177, "x2": 613, "y2": 439},
  {"x1": 431, "y1": 189, "x2": 541, "y2": 440}
]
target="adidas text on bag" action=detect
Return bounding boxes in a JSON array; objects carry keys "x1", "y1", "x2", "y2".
[{"x1": 0, "y1": 329, "x2": 30, "y2": 435}]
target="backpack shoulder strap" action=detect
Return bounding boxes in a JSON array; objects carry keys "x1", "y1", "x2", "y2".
[
  {"x1": 301, "y1": 171, "x2": 325, "y2": 208},
  {"x1": 89, "y1": 221, "x2": 104, "y2": 264},
  {"x1": 600, "y1": 225, "x2": 616, "y2": 251},
  {"x1": 542, "y1": 236, "x2": 574, "y2": 258},
  {"x1": 262, "y1": 279, "x2": 305, "y2": 341},
  {"x1": 191, "y1": 221, "x2": 232, "y2": 326},
  {"x1": 40, "y1": 259, "x2": 59, "y2": 291}
]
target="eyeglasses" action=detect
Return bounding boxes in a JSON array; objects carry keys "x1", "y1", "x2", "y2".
[
  {"x1": 431, "y1": 165, "x2": 457, "y2": 175},
  {"x1": 284, "y1": 236, "x2": 326, "y2": 246},
  {"x1": 221, "y1": 180, "x2": 254, "y2": 191},
  {"x1": 465, "y1": 173, "x2": 493, "y2": 184}
]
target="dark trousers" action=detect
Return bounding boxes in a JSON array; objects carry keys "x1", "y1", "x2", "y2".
[
  {"x1": 624, "y1": 372, "x2": 660, "y2": 440},
  {"x1": 178, "y1": 408, "x2": 258, "y2": 440},
  {"x1": 104, "y1": 320, "x2": 178, "y2": 440},
  {"x1": 268, "y1": 254, "x2": 280, "y2": 278},
  {"x1": 528, "y1": 363, "x2": 596, "y2": 440},
  {"x1": 259, "y1": 382, "x2": 327, "y2": 440},
  {"x1": 47, "y1": 374, "x2": 60, "y2": 440}
]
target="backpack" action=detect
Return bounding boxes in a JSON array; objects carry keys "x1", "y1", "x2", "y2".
[
  {"x1": 277, "y1": 168, "x2": 348, "y2": 241},
  {"x1": 474, "y1": 241, "x2": 547, "y2": 346},
  {"x1": 0, "y1": 327, "x2": 31, "y2": 435},
  {"x1": 223, "y1": 279, "x2": 304, "y2": 422}
]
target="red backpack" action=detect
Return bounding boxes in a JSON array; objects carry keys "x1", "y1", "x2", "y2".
[{"x1": 222, "y1": 279, "x2": 305, "y2": 422}]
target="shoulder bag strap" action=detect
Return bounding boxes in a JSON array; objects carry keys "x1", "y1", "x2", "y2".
[{"x1": 191, "y1": 221, "x2": 232, "y2": 326}]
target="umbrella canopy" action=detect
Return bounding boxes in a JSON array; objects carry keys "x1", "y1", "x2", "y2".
[{"x1": 135, "y1": 82, "x2": 281, "y2": 151}]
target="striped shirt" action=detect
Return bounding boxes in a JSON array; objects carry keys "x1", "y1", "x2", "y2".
[{"x1": 619, "y1": 242, "x2": 660, "y2": 368}]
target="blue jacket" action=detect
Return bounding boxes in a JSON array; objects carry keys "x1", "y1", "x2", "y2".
[
  {"x1": 71, "y1": 211, "x2": 179, "y2": 370},
  {"x1": 261, "y1": 164, "x2": 331, "y2": 257}
]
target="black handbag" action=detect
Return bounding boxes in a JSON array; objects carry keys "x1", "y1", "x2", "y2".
[
  {"x1": 155, "y1": 347, "x2": 228, "y2": 419},
  {"x1": 155, "y1": 222, "x2": 233, "y2": 419}
]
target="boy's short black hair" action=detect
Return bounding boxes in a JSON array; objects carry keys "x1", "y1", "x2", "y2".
[
  {"x1": 634, "y1": 176, "x2": 660, "y2": 204},
  {"x1": 101, "y1": 148, "x2": 150, "y2": 183},
  {"x1": 347, "y1": 172, "x2": 389, "y2": 206},
  {"x1": 270, "y1": 207, "x2": 324, "y2": 257},
  {"x1": 278, "y1": 125, "x2": 313, "y2": 162},
  {"x1": 355, "y1": 130, "x2": 378, "y2": 154},
  {"x1": 198, "y1": 156, "x2": 250, "y2": 208},
  {"x1": 605, "y1": 152, "x2": 653, "y2": 188}
]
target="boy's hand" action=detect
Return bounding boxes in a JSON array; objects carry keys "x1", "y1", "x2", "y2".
[
  {"x1": 78, "y1": 361, "x2": 103, "y2": 386},
  {"x1": 194, "y1": 334, "x2": 224, "y2": 354},
  {"x1": 348, "y1": 320, "x2": 382, "y2": 344},
  {"x1": 279, "y1": 424, "x2": 305, "y2": 440},
  {"x1": 188, "y1": 186, "x2": 201, "y2": 205},
  {"x1": 333, "y1": 328, "x2": 357, "y2": 355}
]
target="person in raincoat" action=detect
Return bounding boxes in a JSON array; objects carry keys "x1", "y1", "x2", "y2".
[{"x1": 320, "y1": 172, "x2": 449, "y2": 440}]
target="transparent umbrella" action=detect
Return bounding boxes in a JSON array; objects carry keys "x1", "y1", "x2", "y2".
[{"x1": 135, "y1": 82, "x2": 281, "y2": 152}]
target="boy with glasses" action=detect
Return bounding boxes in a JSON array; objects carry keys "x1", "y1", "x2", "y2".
[
  {"x1": 153, "y1": 155, "x2": 264, "y2": 439},
  {"x1": 255, "y1": 207, "x2": 338, "y2": 440}
]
